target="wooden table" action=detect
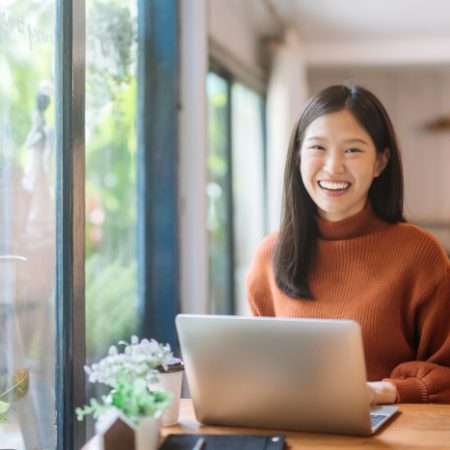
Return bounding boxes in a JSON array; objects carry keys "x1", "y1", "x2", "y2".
[
  {"x1": 83, "y1": 399, "x2": 450, "y2": 449},
  {"x1": 167, "y1": 400, "x2": 450, "y2": 449}
]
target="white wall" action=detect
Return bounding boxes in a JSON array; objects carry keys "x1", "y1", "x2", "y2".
[
  {"x1": 304, "y1": 38, "x2": 450, "y2": 67},
  {"x1": 208, "y1": 0, "x2": 267, "y2": 92}
]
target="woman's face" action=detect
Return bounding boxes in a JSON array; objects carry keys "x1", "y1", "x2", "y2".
[{"x1": 300, "y1": 109, "x2": 388, "y2": 222}]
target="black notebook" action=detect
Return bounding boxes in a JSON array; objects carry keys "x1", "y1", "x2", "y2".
[{"x1": 159, "y1": 433, "x2": 286, "y2": 450}]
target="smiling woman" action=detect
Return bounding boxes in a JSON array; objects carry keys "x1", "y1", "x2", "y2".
[
  {"x1": 270, "y1": 84, "x2": 404, "y2": 300},
  {"x1": 247, "y1": 84, "x2": 450, "y2": 406}
]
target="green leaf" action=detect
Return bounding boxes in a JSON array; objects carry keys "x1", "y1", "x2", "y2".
[
  {"x1": 0, "y1": 400, "x2": 10, "y2": 423},
  {"x1": 0, "y1": 400, "x2": 10, "y2": 414},
  {"x1": 0, "y1": 368, "x2": 30, "y2": 403}
]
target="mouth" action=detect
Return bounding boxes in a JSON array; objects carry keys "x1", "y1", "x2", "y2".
[{"x1": 318, "y1": 180, "x2": 351, "y2": 191}]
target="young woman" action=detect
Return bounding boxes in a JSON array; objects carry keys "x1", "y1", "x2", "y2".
[{"x1": 247, "y1": 85, "x2": 450, "y2": 405}]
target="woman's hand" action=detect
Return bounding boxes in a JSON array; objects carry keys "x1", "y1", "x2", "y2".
[{"x1": 367, "y1": 381, "x2": 398, "y2": 405}]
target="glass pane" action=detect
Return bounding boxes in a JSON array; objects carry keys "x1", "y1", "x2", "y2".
[
  {"x1": 85, "y1": 0, "x2": 138, "y2": 360},
  {"x1": 85, "y1": 0, "x2": 138, "y2": 435},
  {"x1": 0, "y1": 1, "x2": 56, "y2": 449},
  {"x1": 231, "y1": 84, "x2": 266, "y2": 315},
  {"x1": 206, "y1": 73, "x2": 232, "y2": 314}
]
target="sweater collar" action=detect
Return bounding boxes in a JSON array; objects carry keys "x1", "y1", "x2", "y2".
[{"x1": 316, "y1": 203, "x2": 388, "y2": 240}]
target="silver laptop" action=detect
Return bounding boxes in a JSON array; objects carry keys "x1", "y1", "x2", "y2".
[{"x1": 175, "y1": 314, "x2": 398, "y2": 436}]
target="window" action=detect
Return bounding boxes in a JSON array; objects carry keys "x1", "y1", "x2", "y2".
[
  {"x1": 85, "y1": 0, "x2": 138, "y2": 365},
  {"x1": 231, "y1": 83, "x2": 266, "y2": 315},
  {"x1": 84, "y1": 0, "x2": 139, "y2": 436},
  {"x1": 206, "y1": 72, "x2": 232, "y2": 314},
  {"x1": 206, "y1": 68, "x2": 266, "y2": 315},
  {"x1": 0, "y1": 2, "x2": 56, "y2": 448},
  {"x1": 1, "y1": 1, "x2": 179, "y2": 448}
]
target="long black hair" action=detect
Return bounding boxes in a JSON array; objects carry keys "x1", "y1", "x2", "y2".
[{"x1": 274, "y1": 84, "x2": 405, "y2": 300}]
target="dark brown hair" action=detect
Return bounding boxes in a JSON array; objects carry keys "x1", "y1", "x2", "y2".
[{"x1": 274, "y1": 84, "x2": 405, "y2": 299}]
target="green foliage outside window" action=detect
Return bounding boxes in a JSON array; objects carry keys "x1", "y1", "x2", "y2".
[
  {"x1": 1, "y1": 1, "x2": 139, "y2": 363},
  {"x1": 206, "y1": 73, "x2": 231, "y2": 314},
  {"x1": 85, "y1": 0, "x2": 138, "y2": 360}
]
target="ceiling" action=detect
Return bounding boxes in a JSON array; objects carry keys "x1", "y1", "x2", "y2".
[
  {"x1": 239, "y1": 0, "x2": 450, "y2": 65},
  {"x1": 274, "y1": 0, "x2": 450, "y2": 41}
]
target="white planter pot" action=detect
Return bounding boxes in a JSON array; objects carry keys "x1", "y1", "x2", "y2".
[
  {"x1": 96, "y1": 408, "x2": 161, "y2": 450},
  {"x1": 135, "y1": 415, "x2": 161, "y2": 450},
  {"x1": 151, "y1": 369, "x2": 183, "y2": 427}
]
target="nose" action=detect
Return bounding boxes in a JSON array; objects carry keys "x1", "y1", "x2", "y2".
[{"x1": 323, "y1": 150, "x2": 345, "y2": 174}]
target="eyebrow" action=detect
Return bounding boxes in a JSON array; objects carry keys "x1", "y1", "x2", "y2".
[{"x1": 305, "y1": 136, "x2": 369, "y2": 145}]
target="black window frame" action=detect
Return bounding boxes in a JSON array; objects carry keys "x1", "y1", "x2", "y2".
[{"x1": 55, "y1": 0, "x2": 86, "y2": 448}]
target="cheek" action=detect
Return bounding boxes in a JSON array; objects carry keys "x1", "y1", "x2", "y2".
[
  {"x1": 300, "y1": 157, "x2": 317, "y2": 184},
  {"x1": 369, "y1": 159, "x2": 383, "y2": 179},
  {"x1": 299, "y1": 161, "x2": 309, "y2": 186},
  {"x1": 349, "y1": 160, "x2": 378, "y2": 183}
]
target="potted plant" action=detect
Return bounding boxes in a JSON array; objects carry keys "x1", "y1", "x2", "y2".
[{"x1": 77, "y1": 336, "x2": 183, "y2": 449}]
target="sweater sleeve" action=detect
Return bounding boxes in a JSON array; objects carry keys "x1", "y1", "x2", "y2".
[
  {"x1": 388, "y1": 265, "x2": 450, "y2": 403},
  {"x1": 246, "y1": 234, "x2": 277, "y2": 317}
]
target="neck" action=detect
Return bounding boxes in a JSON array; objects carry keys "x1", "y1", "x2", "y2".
[{"x1": 316, "y1": 203, "x2": 389, "y2": 240}]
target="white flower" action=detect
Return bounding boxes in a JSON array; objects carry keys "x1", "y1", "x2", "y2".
[
  {"x1": 84, "y1": 335, "x2": 182, "y2": 388},
  {"x1": 108, "y1": 345, "x2": 118, "y2": 356}
]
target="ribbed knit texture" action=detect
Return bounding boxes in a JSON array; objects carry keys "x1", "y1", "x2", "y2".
[{"x1": 246, "y1": 204, "x2": 450, "y2": 404}]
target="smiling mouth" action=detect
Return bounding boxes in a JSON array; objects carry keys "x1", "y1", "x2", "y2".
[{"x1": 318, "y1": 180, "x2": 351, "y2": 191}]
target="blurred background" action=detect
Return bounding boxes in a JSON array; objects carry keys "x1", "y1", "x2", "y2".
[
  {"x1": 1, "y1": 0, "x2": 449, "y2": 447},
  {"x1": 200, "y1": 0, "x2": 450, "y2": 316}
]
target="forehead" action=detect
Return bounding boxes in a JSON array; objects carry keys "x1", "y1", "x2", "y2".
[{"x1": 302, "y1": 109, "x2": 373, "y2": 143}]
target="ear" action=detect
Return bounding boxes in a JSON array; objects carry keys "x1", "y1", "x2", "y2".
[{"x1": 374, "y1": 148, "x2": 390, "y2": 177}]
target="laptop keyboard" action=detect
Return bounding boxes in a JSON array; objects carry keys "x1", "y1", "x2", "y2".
[{"x1": 370, "y1": 414, "x2": 387, "y2": 428}]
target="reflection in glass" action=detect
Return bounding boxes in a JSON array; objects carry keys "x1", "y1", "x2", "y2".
[{"x1": 0, "y1": 1, "x2": 56, "y2": 448}]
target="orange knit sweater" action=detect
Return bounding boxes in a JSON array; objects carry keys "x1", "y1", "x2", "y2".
[{"x1": 246, "y1": 204, "x2": 450, "y2": 403}]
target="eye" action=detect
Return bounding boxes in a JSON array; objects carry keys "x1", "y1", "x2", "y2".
[
  {"x1": 301, "y1": 144, "x2": 324, "y2": 154},
  {"x1": 344, "y1": 147, "x2": 362, "y2": 154}
]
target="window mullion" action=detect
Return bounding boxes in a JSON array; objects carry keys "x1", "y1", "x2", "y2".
[
  {"x1": 55, "y1": 0, "x2": 86, "y2": 449},
  {"x1": 137, "y1": 0, "x2": 179, "y2": 348}
]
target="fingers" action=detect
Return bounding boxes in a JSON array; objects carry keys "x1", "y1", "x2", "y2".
[{"x1": 367, "y1": 381, "x2": 397, "y2": 405}]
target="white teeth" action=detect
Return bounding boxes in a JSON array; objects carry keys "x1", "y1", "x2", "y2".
[{"x1": 319, "y1": 181, "x2": 350, "y2": 190}]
